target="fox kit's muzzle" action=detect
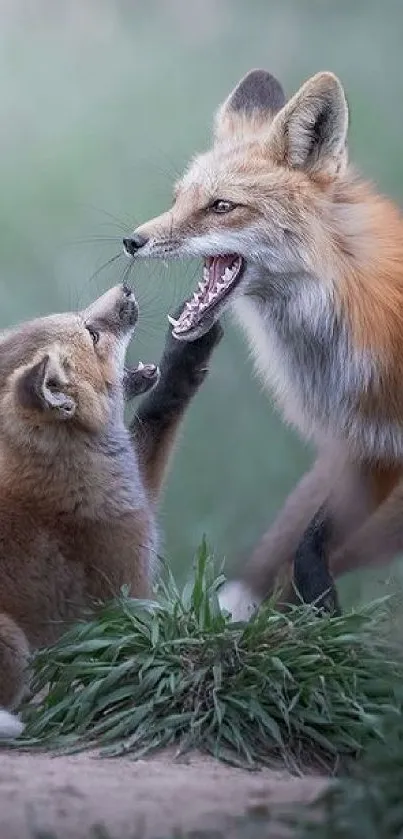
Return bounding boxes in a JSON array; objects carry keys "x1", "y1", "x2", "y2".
[{"x1": 83, "y1": 283, "x2": 139, "y2": 336}]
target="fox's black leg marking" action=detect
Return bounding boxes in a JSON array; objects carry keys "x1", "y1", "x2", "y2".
[
  {"x1": 130, "y1": 303, "x2": 223, "y2": 500},
  {"x1": 133, "y1": 305, "x2": 223, "y2": 434},
  {"x1": 293, "y1": 505, "x2": 341, "y2": 615}
]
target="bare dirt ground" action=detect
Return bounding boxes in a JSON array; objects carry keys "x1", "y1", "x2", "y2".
[{"x1": 0, "y1": 749, "x2": 327, "y2": 839}]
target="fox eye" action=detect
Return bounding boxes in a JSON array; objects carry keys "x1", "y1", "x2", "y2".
[
  {"x1": 209, "y1": 199, "x2": 237, "y2": 214},
  {"x1": 86, "y1": 325, "x2": 100, "y2": 346}
]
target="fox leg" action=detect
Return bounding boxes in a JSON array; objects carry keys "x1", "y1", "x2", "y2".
[
  {"x1": 219, "y1": 447, "x2": 373, "y2": 619},
  {"x1": 130, "y1": 307, "x2": 223, "y2": 503},
  {"x1": 330, "y1": 480, "x2": 403, "y2": 578},
  {"x1": 293, "y1": 506, "x2": 341, "y2": 614},
  {"x1": 0, "y1": 613, "x2": 29, "y2": 738}
]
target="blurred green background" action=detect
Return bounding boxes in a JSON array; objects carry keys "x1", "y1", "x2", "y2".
[{"x1": 2, "y1": 0, "x2": 403, "y2": 606}]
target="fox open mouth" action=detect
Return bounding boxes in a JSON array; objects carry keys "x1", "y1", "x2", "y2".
[{"x1": 168, "y1": 255, "x2": 245, "y2": 339}]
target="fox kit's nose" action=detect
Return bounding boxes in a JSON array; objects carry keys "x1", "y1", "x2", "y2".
[
  {"x1": 119, "y1": 284, "x2": 138, "y2": 327},
  {"x1": 83, "y1": 285, "x2": 138, "y2": 332},
  {"x1": 123, "y1": 233, "x2": 148, "y2": 257}
]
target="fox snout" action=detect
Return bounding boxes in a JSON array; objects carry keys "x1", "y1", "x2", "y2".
[
  {"x1": 122, "y1": 210, "x2": 182, "y2": 260},
  {"x1": 84, "y1": 284, "x2": 139, "y2": 333},
  {"x1": 123, "y1": 234, "x2": 148, "y2": 257}
]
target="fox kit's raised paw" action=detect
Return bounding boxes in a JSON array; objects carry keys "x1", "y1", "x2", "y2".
[
  {"x1": 129, "y1": 307, "x2": 223, "y2": 502},
  {"x1": 124, "y1": 363, "x2": 160, "y2": 401},
  {"x1": 165, "y1": 303, "x2": 224, "y2": 391}
]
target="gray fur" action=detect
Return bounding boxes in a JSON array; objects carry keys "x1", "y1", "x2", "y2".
[
  {"x1": 228, "y1": 70, "x2": 286, "y2": 116},
  {"x1": 234, "y1": 272, "x2": 403, "y2": 463}
]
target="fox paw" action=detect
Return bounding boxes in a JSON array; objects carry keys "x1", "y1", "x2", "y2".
[
  {"x1": 218, "y1": 581, "x2": 260, "y2": 622},
  {"x1": 124, "y1": 362, "x2": 160, "y2": 401},
  {"x1": 0, "y1": 708, "x2": 24, "y2": 739}
]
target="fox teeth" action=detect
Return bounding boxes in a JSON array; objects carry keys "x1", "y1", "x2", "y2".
[
  {"x1": 192, "y1": 292, "x2": 200, "y2": 304},
  {"x1": 203, "y1": 267, "x2": 209, "y2": 282},
  {"x1": 198, "y1": 282, "x2": 205, "y2": 292},
  {"x1": 168, "y1": 315, "x2": 179, "y2": 327},
  {"x1": 207, "y1": 291, "x2": 216, "y2": 304},
  {"x1": 175, "y1": 320, "x2": 192, "y2": 333}
]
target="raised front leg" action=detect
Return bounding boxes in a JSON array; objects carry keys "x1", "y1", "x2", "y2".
[{"x1": 130, "y1": 306, "x2": 223, "y2": 502}]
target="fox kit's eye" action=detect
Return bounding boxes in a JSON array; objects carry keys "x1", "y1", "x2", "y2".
[
  {"x1": 209, "y1": 199, "x2": 237, "y2": 214},
  {"x1": 86, "y1": 325, "x2": 100, "y2": 346}
]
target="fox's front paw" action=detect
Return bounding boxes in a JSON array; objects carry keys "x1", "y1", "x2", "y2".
[
  {"x1": 124, "y1": 362, "x2": 160, "y2": 401},
  {"x1": 218, "y1": 581, "x2": 260, "y2": 622}
]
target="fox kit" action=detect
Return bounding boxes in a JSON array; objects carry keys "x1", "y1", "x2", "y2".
[
  {"x1": 123, "y1": 68, "x2": 403, "y2": 618},
  {"x1": 0, "y1": 284, "x2": 222, "y2": 735}
]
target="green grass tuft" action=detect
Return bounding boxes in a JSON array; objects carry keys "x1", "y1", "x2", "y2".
[{"x1": 19, "y1": 541, "x2": 403, "y2": 770}]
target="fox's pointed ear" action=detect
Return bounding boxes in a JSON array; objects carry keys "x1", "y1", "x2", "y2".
[
  {"x1": 17, "y1": 348, "x2": 76, "y2": 418},
  {"x1": 214, "y1": 69, "x2": 286, "y2": 142},
  {"x1": 269, "y1": 72, "x2": 348, "y2": 177}
]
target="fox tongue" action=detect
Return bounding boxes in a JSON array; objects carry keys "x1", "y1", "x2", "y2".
[{"x1": 206, "y1": 256, "x2": 235, "y2": 289}]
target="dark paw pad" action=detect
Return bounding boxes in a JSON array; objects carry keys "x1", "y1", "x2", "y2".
[{"x1": 124, "y1": 363, "x2": 160, "y2": 401}]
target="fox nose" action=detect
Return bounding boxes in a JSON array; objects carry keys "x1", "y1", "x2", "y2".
[
  {"x1": 119, "y1": 284, "x2": 138, "y2": 327},
  {"x1": 123, "y1": 234, "x2": 148, "y2": 256}
]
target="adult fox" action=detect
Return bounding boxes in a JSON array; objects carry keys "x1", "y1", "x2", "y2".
[{"x1": 123, "y1": 69, "x2": 403, "y2": 618}]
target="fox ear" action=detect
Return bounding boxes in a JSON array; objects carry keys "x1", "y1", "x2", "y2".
[
  {"x1": 17, "y1": 348, "x2": 76, "y2": 418},
  {"x1": 214, "y1": 69, "x2": 286, "y2": 142},
  {"x1": 269, "y1": 72, "x2": 348, "y2": 177}
]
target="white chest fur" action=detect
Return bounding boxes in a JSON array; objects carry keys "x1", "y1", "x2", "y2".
[{"x1": 232, "y1": 296, "x2": 312, "y2": 439}]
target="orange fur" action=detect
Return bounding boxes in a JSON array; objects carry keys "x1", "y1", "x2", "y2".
[
  {"x1": 328, "y1": 179, "x2": 403, "y2": 363},
  {"x1": 126, "y1": 69, "x2": 403, "y2": 611}
]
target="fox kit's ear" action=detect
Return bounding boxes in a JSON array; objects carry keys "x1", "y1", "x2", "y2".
[
  {"x1": 214, "y1": 69, "x2": 286, "y2": 142},
  {"x1": 269, "y1": 72, "x2": 349, "y2": 177},
  {"x1": 17, "y1": 348, "x2": 76, "y2": 418}
]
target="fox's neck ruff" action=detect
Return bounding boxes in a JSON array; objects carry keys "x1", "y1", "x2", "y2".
[
  {"x1": 234, "y1": 180, "x2": 403, "y2": 463},
  {"x1": 327, "y1": 178, "x2": 403, "y2": 360}
]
